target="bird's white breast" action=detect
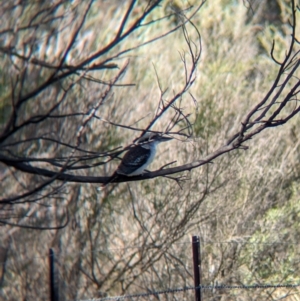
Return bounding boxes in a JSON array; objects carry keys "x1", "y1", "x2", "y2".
[{"x1": 127, "y1": 141, "x2": 158, "y2": 176}]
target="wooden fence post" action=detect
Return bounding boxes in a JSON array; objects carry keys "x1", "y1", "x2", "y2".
[
  {"x1": 192, "y1": 236, "x2": 202, "y2": 301},
  {"x1": 49, "y1": 248, "x2": 59, "y2": 301}
]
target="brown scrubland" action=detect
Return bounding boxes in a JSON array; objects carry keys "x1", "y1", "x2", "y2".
[{"x1": 1, "y1": 1, "x2": 300, "y2": 300}]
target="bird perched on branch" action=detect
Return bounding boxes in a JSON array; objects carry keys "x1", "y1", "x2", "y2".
[
  {"x1": 104, "y1": 133, "x2": 172, "y2": 185},
  {"x1": 117, "y1": 132, "x2": 173, "y2": 176}
]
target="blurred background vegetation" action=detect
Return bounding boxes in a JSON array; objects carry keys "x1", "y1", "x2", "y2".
[{"x1": 1, "y1": 0, "x2": 300, "y2": 300}]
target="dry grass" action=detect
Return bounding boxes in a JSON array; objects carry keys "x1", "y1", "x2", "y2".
[{"x1": 1, "y1": 0, "x2": 300, "y2": 300}]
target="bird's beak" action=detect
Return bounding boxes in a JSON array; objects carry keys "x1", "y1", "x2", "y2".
[{"x1": 160, "y1": 136, "x2": 173, "y2": 142}]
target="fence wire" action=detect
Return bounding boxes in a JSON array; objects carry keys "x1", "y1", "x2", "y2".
[{"x1": 77, "y1": 283, "x2": 300, "y2": 301}]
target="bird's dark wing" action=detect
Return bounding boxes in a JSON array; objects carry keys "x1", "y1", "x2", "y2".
[{"x1": 117, "y1": 145, "x2": 151, "y2": 175}]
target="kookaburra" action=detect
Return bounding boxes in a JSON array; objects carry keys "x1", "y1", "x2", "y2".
[
  {"x1": 116, "y1": 133, "x2": 172, "y2": 176},
  {"x1": 103, "y1": 133, "x2": 173, "y2": 186},
  {"x1": 103, "y1": 133, "x2": 172, "y2": 186}
]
